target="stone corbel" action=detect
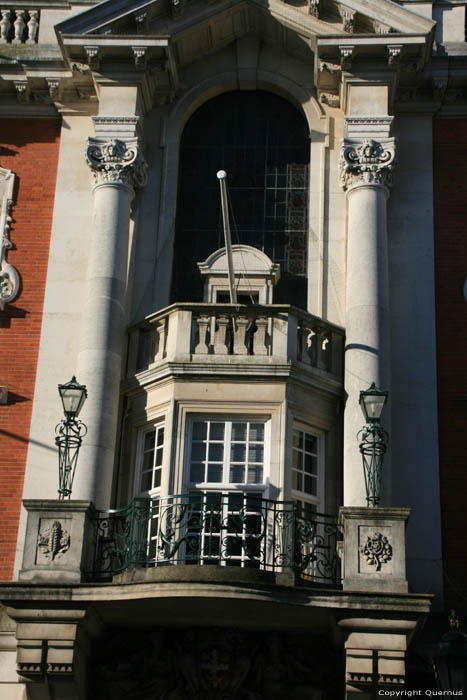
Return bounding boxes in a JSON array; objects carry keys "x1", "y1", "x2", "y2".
[
  {"x1": 13, "y1": 80, "x2": 29, "y2": 103},
  {"x1": 308, "y1": 0, "x2": 320, "y2": 17},
  {"x1": 339, "y1": 137, "x2": 396, "y2": 190},
  {"x1": 338, "y1": 4, "x2": 355, "y2": 33},
  {"x1": 133, "y1": 9, "x2": 148, "y2": 32},
  {"x1": 132, "y1": 46, "x2": 147, "y2": 70},
  {"x1": 85, "y1": 137, "x2": 148, "y2": 190},
  {"x1": 373, "y1": 20, "x2": 391, "y2": 34},
  {"x1": 320, "y1": 92, "x2": 340, "y2": 108},
  {"x1": 84, "y1": 45, "x2": 100, "y2": 70},
  {"x1": 0, "y1": 164, "x2": 20, "y2": 310},
  {"x1": 433, "y1": 77, "x2": 448, "y2": 102},
  {"x1": 387, "y1": 44, "x2": 403, "y2": 68},
  {"x1": 46, "y1": 79, "x2": 62, "y2": 102},
  {"x1": 339, "y1": 45, "x2": 354, "y2": 71}
]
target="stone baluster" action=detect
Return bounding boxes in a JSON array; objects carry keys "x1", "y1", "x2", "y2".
[
  {"x1": 26, "y1": 10, "x2": 39, "y2": 43},
  {"x1": 316, "y1": 331, "x2": 329, "y2": 371},
  {"x1": 12, "y1": 9, "x2": 26, "y2": 43},
  {"x1": 194, "y1": 315, "x2": 210, "y2": 354},
  {"x1": 76, "y1": 136, "x2": 147, "y2": 507},
  {"x1": 153, "y1": 318, "x2": 167, "y2": 362},
  {"x1": 213, "y1": 315, "x2": 230, "y2": 354},
  {"x1": 0, "y1": 10, "x2": 11, "y2": 42},
  {"x1": 232, "y1": 316, "x2": 249, "y2": 355},
  {"x1": 340, "y1": 131, "x2": 395, "y2": 507},
  {"x1": 252, "y1": 316, "x2": 268, "y2": 356}
]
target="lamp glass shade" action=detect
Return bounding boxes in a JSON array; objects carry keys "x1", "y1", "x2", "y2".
[
  {"x1": 58, "y1": 376, "x2": 87, "y2": 418},
  {"x1": 359, "y1": 383, "x2": 388, "y2": 422}
]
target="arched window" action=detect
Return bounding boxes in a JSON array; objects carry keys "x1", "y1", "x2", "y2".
[{"x1": 171, "y1": 91, "x2": 310, "y2": 308}]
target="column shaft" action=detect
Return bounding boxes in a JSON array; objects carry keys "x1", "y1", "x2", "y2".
[
  {"x1": 340, "y1": 137, "x2": 395, "y2": 507},
  {"x1": 75, "y1": 138, "x2": 146, "y2": 507}
]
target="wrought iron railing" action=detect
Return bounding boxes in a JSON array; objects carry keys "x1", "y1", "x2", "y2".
[{"x1": 87, "y1": 494, "x2": 341, "y2": 585}]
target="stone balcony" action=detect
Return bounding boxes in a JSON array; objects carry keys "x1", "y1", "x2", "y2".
[{"x1": 126, "y1": 303, "x2": 345, "y2": 388}]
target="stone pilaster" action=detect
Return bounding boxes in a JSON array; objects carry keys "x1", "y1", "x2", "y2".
[
  {"x1": 75, "y1": 132, "x2": 147, "y2": 507},
  {"x1": 340, "y1": 124, "x2": 396, "y2": 507}
]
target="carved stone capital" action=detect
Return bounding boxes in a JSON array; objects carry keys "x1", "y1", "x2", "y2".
[
  {"x1": 339, "y1": 137, "x2": 396, "y2": 190},
  {"x1": 85, "y1": 137, "x2": 147, "y2": 190}
]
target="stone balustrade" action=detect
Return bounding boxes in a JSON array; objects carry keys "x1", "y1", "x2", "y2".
[
  {"x1": 0, "y1": 8, "x2": 39, "y2": 43},
  {"x1": 127, "y1": 303, "x2": 344, "y2": 381}
]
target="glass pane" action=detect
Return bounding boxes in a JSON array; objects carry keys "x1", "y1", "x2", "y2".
[
  {"x1": 191, "y1": 443, "x2": 205, "y2": 461},
  {"x1": 248, "y1": 444, "x2": 264, "y2": 462},
  {"x1": 231, "y1": 444, "x2": 246, "y2": 462},
  {"x1": 153, "y1": 469, "x2": 161, "y2": 488},
  {"x1": 190, "y1": 463, "x2": 204, "y2": 482},
  {"x1": 292, "y1": 470, "x2": 302, "y2": 491},
  {"x1": 144, "y1": 431, "x2": 156, "y2": 451},
  {"x1": 247, "y1": 464, "x2": 263, "y2": 484},
  {"x1": 155, "y1": 448, "x2": 163, "y2": 467},
  {"x1": 304, "y1": 475, "x2": 316, "y2": 495},
  {"x1": 141, "y1": 471, "x2": 151, "y2": 492},
  {"x1": 231, "y1": 422, "x2": 247, "y2": 441},
  {"x1": 207, "y1": 463, "x2": 223, "y2": 482},
  {"x1": 304, "y1": 454, "x2": 317, "y2": 475},
  {"x1": 208, "y1": 443, "x2": 224, "y2": 462},
  {"x1": 192, "y1": 422, "x2": 207, "y2": 440},
  {"x1": 230, "y1": 465, "x2": 245, "y2": 483},
  {"x1": 210, "y1": 423, "x2": 225, "y2": 440},
  {"x1": 249, "y1": 423, "x2": 264, "y2": 441},
  {"x1": 157, "y1": 427, "x2": 164, "y2": 446},
  {"x1": 142, "y1": 451, "x2": 153, "y2": 472},
  {"x1": 305, "y1": 433, "x2": 317, "y2": 453},
  {"x1": 292, "y1": 449, "x2": 301, "y2": 470},
  {"x1": 293, "y1": 430, "x2": 303, "y2": 449}
]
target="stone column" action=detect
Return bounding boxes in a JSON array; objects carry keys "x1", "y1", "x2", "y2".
[
  {"x1": 76, "y1": 137, "x2": 147, "y2": 506},
  {"x1": 340, "y1": 134, "x2": 396, "y2": 506}
]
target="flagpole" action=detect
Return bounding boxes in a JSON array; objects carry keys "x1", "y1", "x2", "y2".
[{"x1": 217, "y1": 170, "x2": 237, "y2": 305}]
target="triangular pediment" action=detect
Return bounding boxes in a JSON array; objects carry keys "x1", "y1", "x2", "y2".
[{"x1": 55, "y1": 0, "x2": 434, "y2": 108}]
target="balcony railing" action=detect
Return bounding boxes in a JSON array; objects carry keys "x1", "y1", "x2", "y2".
[
  {"x1": 127, "y1": 303, "x2": 344, "y2": 382},
  {"x1": 87, "y1": 495, "x2": 341, "y2": 586}
]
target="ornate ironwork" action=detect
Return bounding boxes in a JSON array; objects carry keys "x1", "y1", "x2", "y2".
[
  {"x1": 55, "y1": 417, "x2": 87, "y2": 499},
  {"x1": 357, "y1": 422, "x2": 389, "y2": 507},
  {"x1": 88, "y1": 495, "x2": 341, "y2": 585}
]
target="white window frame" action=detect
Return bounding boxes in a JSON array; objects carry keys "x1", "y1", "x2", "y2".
[
  {"x1": 134, "y1": 421, "x2": 165, "y2": 498},
  {"x1": 290, "y1": 422, "x2": 324, "y2": 512},
  {"x1": 185, "y1": 415, "x2": 270, "y2": 494}
]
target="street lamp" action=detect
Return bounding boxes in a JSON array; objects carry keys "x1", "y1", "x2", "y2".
[
  {"x1": 357, "y1": 382, "x2": 388, "y2": 507},
  {"x1": 433, "y1": 611, "x2": 467, "y2": 692},
  {"x1": 55, "y1": 376, "x2": 87, "y2": 500}
]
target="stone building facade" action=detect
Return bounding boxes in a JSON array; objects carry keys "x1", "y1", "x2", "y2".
[{"x1": 0, "y1": 0, "x2": 466, "y2": 697}]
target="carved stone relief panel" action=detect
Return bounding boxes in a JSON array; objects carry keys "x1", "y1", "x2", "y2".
[
  {"x1": 0, "y1": 164, "x2": 20, "y2": 309},
  {"x1": 35, "y1": 518, "x2": 71, "y2": 564},
  {"x1": 358, "y1": 526, "x2": 393, "y2": 574},
  {"x1": 91, "y1": 626, "x2": 341, "y2": 699}
]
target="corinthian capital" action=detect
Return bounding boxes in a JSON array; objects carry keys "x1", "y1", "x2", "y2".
[
  {"x1": 339, "y1": 138, "x2": 396, "y2": 190},
  {"x1": 85, "y1": 138, "x2": 147, "y2": 189}
]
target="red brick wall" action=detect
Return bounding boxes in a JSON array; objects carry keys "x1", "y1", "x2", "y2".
[
  {"x1": 433, "y1": 119, "x2": 467, "y2": 612},
  {"x1": 0, "y1": 119, "x2": 61, "y2": 580}
]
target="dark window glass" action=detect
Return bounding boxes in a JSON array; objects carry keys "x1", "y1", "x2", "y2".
[{"x1": 171, "y1": 91, "x2": 309, "y2": 307}]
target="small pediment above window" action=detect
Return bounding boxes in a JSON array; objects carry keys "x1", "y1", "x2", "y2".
[{"x1": 198, "y1": 245, "x2": 280, "y2": 304}]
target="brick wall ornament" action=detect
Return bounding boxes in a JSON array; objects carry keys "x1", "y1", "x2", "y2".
[
  {"x1": 360, "y1": 531, "x2": 392, "y2": 571},
  {"x1": 37, "y1": 520, "x2": 70, "y2": 562},
  {"x1": 0, "y1": 164, "x2": 20, "y2": 310},
  {"x1": 339, "y1": 138, "x2": 396, "y2": 189},
  {"x1": 85, "y1": 138, "x2": 147, "y2": 190}
]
